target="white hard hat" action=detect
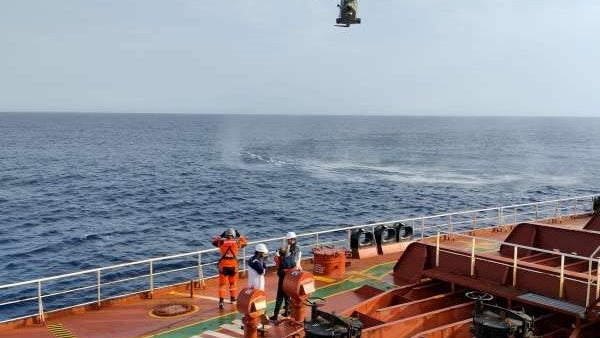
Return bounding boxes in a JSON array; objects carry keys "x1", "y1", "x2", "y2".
[
  {"x1": 285, "y1": 232, "x2": 296, "y2": 240},
  {"x1": 255, "y1": 243, "x2": 268, "y2": 253}
]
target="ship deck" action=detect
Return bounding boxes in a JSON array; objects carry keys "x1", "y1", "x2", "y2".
[
  {"x1": 0, "y1": 214, "x2": 596, "y2": 338},
  {"x1": 0, "y1": 248, "x2": 402, "y2": 338}
]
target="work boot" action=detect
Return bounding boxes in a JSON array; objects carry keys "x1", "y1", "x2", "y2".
[
  {"x1": 219, "y1": 298, "x2": 224, "y2": 309},
  {"x1": 272, "y1": 302, "x2": 281, "y2": 320},
  {"x1": 283, "y1": 303, "x2": 290, "y2": 317},
  {"x1": 230, "y1": 296, "x2": 236, "y2": 303}
]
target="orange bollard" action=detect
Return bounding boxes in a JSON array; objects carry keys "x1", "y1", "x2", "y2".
[
  {"x1": 282, "y1": 270, "x2": 316, "y2": 322},
  {"x1": 237, "y1": 288, "x2": 268, "y2": 338}
]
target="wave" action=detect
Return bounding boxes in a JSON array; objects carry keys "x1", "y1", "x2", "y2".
[
  {"x1": 299, "y1": 160, "x2": 522, "y2": 185},
  {"x1": 239, "y1": 151, "x2": 292, "y2": 167},
  {"x1": 522, "y1": 174, "x2": 580, "y2": 186},
  {"x1": 80, "y1": 233, "x2": 103, "y2": 241}
]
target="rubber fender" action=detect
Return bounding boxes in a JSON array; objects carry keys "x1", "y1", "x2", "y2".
[
  {"x1": 349, "y1": 228, "x2": 375, "y2": 250},
  {"x1": 374, "y1": 225, "x2": 397, "y2": 255},
  {"x1": 393, "y1": 222, "x2": 414, "y2": 241}
]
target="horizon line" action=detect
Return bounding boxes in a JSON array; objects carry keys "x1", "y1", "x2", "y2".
[{"x1": 0, "y1": 111, "x2": 598, "y2": 118}]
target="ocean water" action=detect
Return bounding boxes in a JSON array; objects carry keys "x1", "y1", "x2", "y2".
[{"x1": 0, "y1": 113, "x2": 599, "y2": 289}]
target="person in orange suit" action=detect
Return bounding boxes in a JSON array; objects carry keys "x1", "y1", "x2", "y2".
[{"x1": 212, "y1": 227, "x2": 248, "y2": 309}]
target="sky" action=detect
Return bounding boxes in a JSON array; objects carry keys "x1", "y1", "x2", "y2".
[{"x1": 1, "y1": 0, "x2": 599, "y2": 116}]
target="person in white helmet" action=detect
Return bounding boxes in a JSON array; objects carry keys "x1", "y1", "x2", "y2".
[
  {"x1": 270, "y1": 232, "x2": 302, "y2": 320},
  {"x1": 247, "y1": 243, "x2": 269, "y2": 290},
  {"x1": 285, "y1": 231, "x2": 302, "y2": 270}
]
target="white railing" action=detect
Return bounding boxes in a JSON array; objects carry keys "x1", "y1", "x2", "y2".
[
  {"x1": 0, "y1": 194, "x2": 597, "y2": 324},
  {"x1": 433, "y1": 230, "x2": 600, "y2": 309}
]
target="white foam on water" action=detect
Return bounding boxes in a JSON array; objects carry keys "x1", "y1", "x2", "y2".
[
  {"x1": 524, "y1": 173, "x2": 580, "y2": 186},
  {"x1": 240, "y1": 151, "x2": 291, "y2": 166},
  {"x1": 300, "y1": 160, "x2": 522, "y2": 185}
]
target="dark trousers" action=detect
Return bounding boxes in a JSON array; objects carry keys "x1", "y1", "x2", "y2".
[{"x1": 273, "y1": 275, "x2": 289, "y2": 316}]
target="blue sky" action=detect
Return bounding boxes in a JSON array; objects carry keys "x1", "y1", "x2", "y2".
[{"x1": 1, "y1": 0, "x2": 599, "y2": 116}]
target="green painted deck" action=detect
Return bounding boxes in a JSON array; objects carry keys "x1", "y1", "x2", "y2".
[{"x1": 151, "y1": 262, "x2": 397, "y2": 338}]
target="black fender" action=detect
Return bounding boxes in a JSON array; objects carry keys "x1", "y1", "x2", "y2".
[
  {"x1": 393, "y1": 222, "x2": 414, "y2": 241},
  {"x1": 374, "y1": 224, "x2": 397, "y2": 255},
  {"x1": 350, "y1": 228, "x2": 375, "y2": 250}
]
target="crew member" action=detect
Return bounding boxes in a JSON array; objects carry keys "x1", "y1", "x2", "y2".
[
  {"x1": 272, "y1": 231, "x2": 302, "y2": 319},
  {"x1": 212, "y1": 227, "x2": 248, "y2": 309},
  {"x1": 247, "y1": 243, "x2": 269, "y2": 290},
  {"x1": 285, "y1": 231, "x2": 302, "y2": 270},
  {"x1": 270, "y1": 241, "x2": 296, "y2": 320}
]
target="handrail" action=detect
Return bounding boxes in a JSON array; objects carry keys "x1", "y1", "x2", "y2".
[
  {"x1": 435, "y1": 229, "x2": 599, "y2": 307},
  {"x1": 0, "y1": 246, "x2": 221, "y2": 290},
  {"x1": 590, "y1": 244, "x2": 600, "y2": 260},
  {"x1": 589, "y1": 244, "x2": 600, "y2": 305},
  {"x1": 0, "y1": 193, "x2": 597, "y2": 323}
]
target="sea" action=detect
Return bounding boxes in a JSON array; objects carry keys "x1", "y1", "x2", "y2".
[{"x1": 0, "y1": 113, "x2": 599, "y2": 318}]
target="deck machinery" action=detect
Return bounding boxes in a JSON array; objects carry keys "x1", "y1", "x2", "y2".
[{"x1": 385, "y1": 220, "x2": 600, "y2": 337}]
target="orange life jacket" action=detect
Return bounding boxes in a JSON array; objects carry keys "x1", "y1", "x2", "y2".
[
  {"x1": 219, "y1": 239, "x2": 239, "y2": 260},
  {"x1": 216, "y1": 236, "x2": 248, "y2": 269}
]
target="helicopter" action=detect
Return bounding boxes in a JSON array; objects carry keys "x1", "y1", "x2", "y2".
[{"x1": 335, "y1": 0, "x2": 361, "y2": 27}]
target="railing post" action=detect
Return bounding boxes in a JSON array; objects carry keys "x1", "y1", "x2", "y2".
[
  {"x1": 535, "y1": 203, "x2": 539, "y2": 220},
  {"x1": 421, "y1": 219, "x2": 425, "y2": 239},
  {"x1": 448, "y1": 215, "x2": 453, "y2": 233},
  {"x1": 435, "y1": 231, "x2": 441, "y2": 267},
  {"x1": 586, "y1": 257, "x2": 593, "y2": 308},
  {"x1": 149, "y1": 260, "x2": 154, "y2": 296},
  {"x1": 242, "y1": 247, "x2": 247, "y2": 272},
  {"x1": 512, "y1": 246, "x2": 518, "y2": 287},
  {"x1": 559, "y1": 254, "x2": 565, "y2": 298},
  {"x1": 555, "y1": 201, "x2": 560, "y2": 221},
  {"x1": 37, "y1": 281, "x2": 45, "y2": 324},
  {"x1": 471, "y1": 214, "x2": 477, "y2": 231},
  {"x1": 470, "y1": 237, "x2": 476, "y2": 277},
  {"x1": 573, "y1": 199, "x2": 578, "y2": 217},
  {"x1": 97, "y1": 270, "x2": 101, "y2": 308},
  {"x1": 597, "y1": 258, "x2": 600, "y2": 299},
  {"x1": 347, "y1": 229, "x2": 351, "y2": 248},
  {"x1": 513, "y1": 207, "x2": 517, "y2": 225},
  {"x1": 498, "y1": 207, "x2": 503, "y2": 226},
  {"x1": 198, "y1": 252, "x2": 205, "y2": 288}
]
